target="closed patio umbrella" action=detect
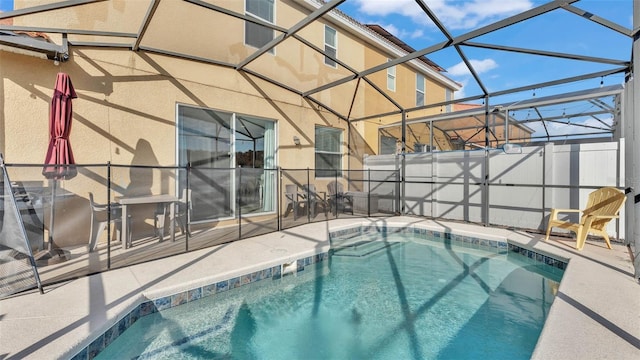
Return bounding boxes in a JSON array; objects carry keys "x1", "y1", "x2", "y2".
[{"x1": 40, "y1": 72, "x2": 77, "y2": 262}]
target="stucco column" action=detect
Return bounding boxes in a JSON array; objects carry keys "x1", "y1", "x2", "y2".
[{"x1": 626, "y1": 0, "x2": 640, "y2": 279}]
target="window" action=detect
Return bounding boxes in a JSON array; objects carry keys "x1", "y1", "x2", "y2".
[
  {"x1": 324, "y1": 25, "x2": 337, "y2": 67},
  {"x1": 245, "y1": 0, "x2": 275, "y2": 52},
  {"x1": 416, "y1": 73, "x2": 425, "y2": 106},
  {"x1": 387, "y1": 59, "x2": 396, "y2": 91},
  {"x1": 380, "y1": 135, "x2": 398, "y2": 155},
  {"x1": 315, "y1": 126, "x2": 342, "y2": 177},
  {"x1": 445, "y1": 88, "x2": 452, "y2": 112}
]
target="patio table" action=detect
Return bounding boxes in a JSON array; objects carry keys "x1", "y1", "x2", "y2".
[{"x1": 116, "y1": 194, "x2": 179, "y2": 248}]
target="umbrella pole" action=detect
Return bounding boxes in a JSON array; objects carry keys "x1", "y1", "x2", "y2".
[
  {"x1": 35, "y1": 178, "x2": 66, "y2": 264},
  {"x1": 48, "y1": 179, "x2": 56, "y2": 252}
]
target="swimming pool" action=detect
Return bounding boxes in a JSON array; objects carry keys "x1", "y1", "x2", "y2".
[{"x1": 93, "y1": 231, "x2": 563, "y2": 359}]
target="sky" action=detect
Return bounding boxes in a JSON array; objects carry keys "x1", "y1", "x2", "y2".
[
  {"x1": 336, "y1": 0, "x2": 632, "y2": 103},
  {"x1": 0, "y1": 0, "x2": 11, "y2": 12}
]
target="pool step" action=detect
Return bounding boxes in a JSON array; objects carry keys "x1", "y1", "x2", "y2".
[{"x1": 331, "y1": 240, "x2": 401, "y2": 257}]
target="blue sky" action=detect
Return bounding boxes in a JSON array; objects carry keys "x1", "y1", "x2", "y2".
[
  {"x1": 336, "y1": 0, "x2": 632, "y2": 102},
  {"x1": 0, "y1": 0, "x2": 12, "y2": 12}
]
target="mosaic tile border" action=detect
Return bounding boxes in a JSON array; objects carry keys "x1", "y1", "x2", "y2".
[
  {"x1": 71, "y1": 252, "x2": 329, "y2": 360},
  {"x1": 329, "y1": 225, "x2": 567, "y2": 271},
  {"x1": 508, "y1": 243, "x2": 567, "y2": 270}
]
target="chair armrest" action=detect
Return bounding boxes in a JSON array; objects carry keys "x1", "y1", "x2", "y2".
[
  {"x1": 92, "y1": 204, "x2": 109, "y2": 211},
  {"x1": 586, "y1": 214, "x2": 619, "y2": 220},
  {"x1": 551, "y1": 208, "x2": 582, "y2": 213},
  {"x1": 549, "y1": 208, "x2": 582, "y2": 221}
]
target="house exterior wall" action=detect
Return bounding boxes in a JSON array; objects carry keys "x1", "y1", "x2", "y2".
[
  {"x1": 361, "y1": 43, "x2": 457, "y2": 155},
  {"x1": 3, "y1": 0, "x2": 459, "y2": 164},
  {"x1": 0, "y1": 0, "x2": 457, "y2": 246}
]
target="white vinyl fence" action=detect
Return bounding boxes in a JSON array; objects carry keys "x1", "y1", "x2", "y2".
[{"x1": 364, "y1": 140, "x2": 626, "y2": 239}]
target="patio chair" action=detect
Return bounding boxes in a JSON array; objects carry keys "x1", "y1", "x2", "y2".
[
  {"x1": 303, "y1": 184, "x2": 328, "y2": 218},
  {"x1": 284, "y1": 184, "x2": 305, "y2": 220},
  {"x1": 88, "y1": 192, "x2": 125, "y2": 252},
  {"x1": 11, "y1": 181, "x2": 45, "y2": 252},
  {"x1": 544, "y1": 187, "x2": 626, "y2": 250},
  {"x1": 327, "y1": 180, "x2": 353, "y2": 216},
  {"x1": 154, "y1": 188, "x2": 192, "y2": 238}
]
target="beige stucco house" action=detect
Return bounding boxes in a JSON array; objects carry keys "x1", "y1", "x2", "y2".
[{"x1": 0, "y1": 0, "x2": 460, "y2": 247}]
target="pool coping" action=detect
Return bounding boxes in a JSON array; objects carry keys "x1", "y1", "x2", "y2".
[{"x1": 1, "y1": 216, "x2": 638, "y2": 359}]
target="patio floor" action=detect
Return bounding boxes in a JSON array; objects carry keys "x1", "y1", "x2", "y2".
[
  {"x1": 29, "y1": 209, "x2": 366, "y2": 285},
  {"x1": 0, "y1": 216, "x2": 638, "y2": 359}
]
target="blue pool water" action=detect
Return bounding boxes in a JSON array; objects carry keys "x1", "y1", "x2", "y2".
[{"x1": 96, "y1": 234, "x2": 563, "y2": 359}]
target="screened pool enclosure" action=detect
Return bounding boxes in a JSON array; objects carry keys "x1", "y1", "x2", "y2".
[{"x1": 0, "y1": 0, "x2": 638, "y2": 296}]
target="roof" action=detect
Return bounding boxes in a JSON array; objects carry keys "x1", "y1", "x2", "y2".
[{"x1": 380, "y1": 85, "x2": 624, "y2": 145}]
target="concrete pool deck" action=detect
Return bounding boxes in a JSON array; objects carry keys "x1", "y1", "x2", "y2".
[{"x1": 1, "y1": 216, "x2": 638, "y2": 359}]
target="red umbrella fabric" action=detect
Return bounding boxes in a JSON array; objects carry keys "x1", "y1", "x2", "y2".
[{"x1": 42, "y1": 72, "x2": 77, "y2": 180}]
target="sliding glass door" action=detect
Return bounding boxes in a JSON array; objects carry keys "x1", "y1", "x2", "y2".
[
  {"x1": 178, "y1": 105, "x2": 275, "y2": 222},
  {"x1": 235, "y1": 115, "x2": 275, "y2": 215}
]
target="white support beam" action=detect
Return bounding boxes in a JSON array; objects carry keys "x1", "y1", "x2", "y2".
[{"x1": 625, "y1": 0, "x2": 640, "y2": 279}]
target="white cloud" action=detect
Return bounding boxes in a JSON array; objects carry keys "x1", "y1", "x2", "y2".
[
  {"x1": 447, "y1": 59, "x2": 498, "y2": 76},
  {"x1": 454, "y1": 78, "x2": 469, "y2": 99},
  {"x1": 381, "y1": 23, "x2": 425, "y2": 42},
  {"x1": 351, "y1": 0, "x2": 417, "y2": 17},
  {"x1": 383, "y1": 23, "x2": 401, "y2": 37},
  {"x1": 410, "y1": 29, "x2": 424, "y2": 39},
  {"x1": 351, "y1": 0, "x2": 533, "y2": 30}
]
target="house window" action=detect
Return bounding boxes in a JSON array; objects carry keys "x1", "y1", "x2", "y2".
[
  {"x1": 324, "y1": 25, "x2": 337, "y2": 67},
  {"x1": 445, "y1": 88, "x2": 452, "y2": 112},
  {"x1": 315, "y1": 126, "x2": 342, "y2": 177},
  {"x1": 245, "y1": 0, "x2": 275, "y2": 52},
  {"x1": 387, "y1": 59, "x2": 396, "y2": 91},
  {"x1": 416, "y1": 73, "x2": 425, "y2": 106},
  {"x1": 380, "y1": 135, "x2": 398, "y2": 155}
]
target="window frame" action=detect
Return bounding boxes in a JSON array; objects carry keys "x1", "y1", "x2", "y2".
[
  {"x1": 324, "y1": 25, "x2": 337, "y2": 68},
  {"x1": 315, "y1": 125, "x2": 343, "y2": 178},
  {"x1": 176, "y1": 103, "x2": 277, "y2": 222},
  {"x1": 445, "y1": 88, "x2": 452, "y2": 112},
  {"x1": 387, "y1": 59, "x2": 396, "y2": 92},
  {"x1": 244, "y1": 0, "x2": 276, "y2": 54},
  {"x1": 416, "y1": 73, "x2": 425, "y2": 106}
]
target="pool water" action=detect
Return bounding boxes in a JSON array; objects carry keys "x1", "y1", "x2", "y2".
[{"x1": 97, "y1": 235, "x2": 563, "y2": 359}]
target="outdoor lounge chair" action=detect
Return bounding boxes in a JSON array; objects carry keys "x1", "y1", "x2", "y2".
[
  {"x1": 327, "y1": 180, "x2": 353, "y2": 215},
  {"x1": 88, "y1": 192, "x2": 125, "y2": 252},
  {"x1": 303, "y1": 184, "x2": 328, "y2": 218},
  {"x1": 544, "y1": 187, "x2": 626, "y2": 250},
  {"x1": 284, "y1": 184, "x2": 305, "y2": 220}
]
